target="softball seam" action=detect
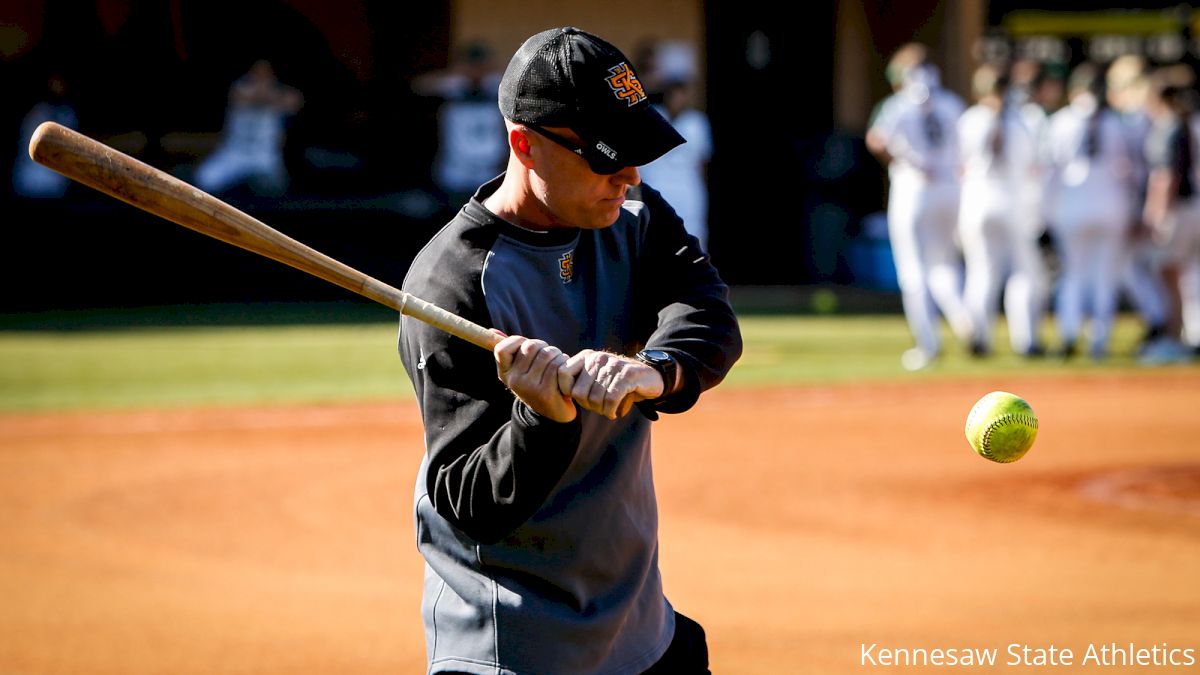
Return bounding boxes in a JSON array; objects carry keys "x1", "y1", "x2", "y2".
[{"x1": 980, "y1": 412, "x2": 1038, "y2": 461}]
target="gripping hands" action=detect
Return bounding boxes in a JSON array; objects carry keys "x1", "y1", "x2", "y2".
[{"x1": 493, "y1": 334, "x2": 666, "y2": 422}]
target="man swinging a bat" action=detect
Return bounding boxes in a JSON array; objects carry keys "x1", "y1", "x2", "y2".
[
  {"x1": 398, "y1": 28, "x2": 741, "y2": 675},
  {"x1": 23, "y1": 27, "x2": 734, "y2": 673}
]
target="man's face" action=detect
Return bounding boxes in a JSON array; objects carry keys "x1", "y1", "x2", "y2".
[{"x1": 526, "y1": 126, "x2": 641, "y2": 230}]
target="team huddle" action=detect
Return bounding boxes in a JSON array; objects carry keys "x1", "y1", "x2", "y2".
[{"x1": 868, "y1": 44, "x2": 1200, "y2": 369}]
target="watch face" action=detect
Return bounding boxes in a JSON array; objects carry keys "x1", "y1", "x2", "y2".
[
  {"x1": 639, "y1": 349, "x2": 672, "y2": 365},
  {"x1": 637, "y1": 349, "x2": 676, "y2": 402}
]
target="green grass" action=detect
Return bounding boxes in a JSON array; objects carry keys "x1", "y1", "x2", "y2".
[
  {"x1": 727, "y1": 314, "x2": 1160, "y2": 386},
  {"x1": 0, "y1": 323, "x2": 410, "y2": 411},
  {"x1": 0, "y1": 305, "x2": 1187, "y2": 413}
]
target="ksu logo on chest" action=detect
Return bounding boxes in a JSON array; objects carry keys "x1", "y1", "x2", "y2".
[{"x1": 559, "y1": 250, "x2": 575, "y2": 284}]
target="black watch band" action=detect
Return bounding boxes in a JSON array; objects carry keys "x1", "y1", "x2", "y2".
[{"x1": 635, "y1": 349, "x2": 677, "y2": 403}]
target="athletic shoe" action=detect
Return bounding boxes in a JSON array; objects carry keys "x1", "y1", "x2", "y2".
[
  {"x1": 1138, "y1": 338, "x2": 1193, "y2": 366},
  {"x1": 901, "y1": 348, "x2": 937, "y2": 372},
  {"x1": 1051, "y1": 342, "x2": 1077, "y2": 361},
  {"x1": 968, "y1": 339, "x2": 990, "y2": 358},
  {"x1": 1136, "y1": 324, "x2": 1167, "y2": 356},
  {"x1": 1019, "y1": 344, "x2": 1046, "y2": 358}
]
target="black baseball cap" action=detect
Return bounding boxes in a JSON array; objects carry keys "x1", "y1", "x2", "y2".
[{"x1": 498, "y1": 27, "x2": 685, "y2": 173}]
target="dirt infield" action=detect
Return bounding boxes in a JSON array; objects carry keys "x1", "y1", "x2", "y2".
[{"x1": 2, "y1": 372, "x2": 1198, "y2": 674}]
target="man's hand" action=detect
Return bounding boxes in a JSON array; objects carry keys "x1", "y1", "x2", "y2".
[
  {"x1": 494, "y1": 335, "x2": 576, "y2": 423},
  {"x1": 558, "y1": 350, "x2": 665, "y2": 420}
]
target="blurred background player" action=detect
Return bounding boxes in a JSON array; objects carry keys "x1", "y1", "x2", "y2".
[
  {"x1": 1107, "y1": 55, "x2": 1173, "y2": 356},
  {"x1": 1006, "y1": 58, "x2": 1067, "y2": 152},
  {"x1": 411, "y1": 41, "x2": 507, "y2": 212},
  {"x1": 868, "y1": 43, "x2": 973, "y2": 370},
  {"x1": 12, "y1": 70, "x2": 78, "y2": 199},
  {"x1": 1042, "y1": 62, "x2": 1137, "y2": 360},
  {"x1": 639, "y1": 73, "x2": 713, "y2": 251},
  {"x1": 194, "y1": 59, "x2": 303, "y2": 198},
  {"x1": 1140, "y1": 73, "x2": 1199, "y2": 364},
  {"x1": 958, "y1": 63, "x2": 1048, "y2": 358}
]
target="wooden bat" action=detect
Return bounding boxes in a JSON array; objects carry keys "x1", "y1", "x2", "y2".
[{"x1": 28, "y1": 121, "x2": 501, "y2": 351}]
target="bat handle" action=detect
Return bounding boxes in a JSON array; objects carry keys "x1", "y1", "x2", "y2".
[{"x1": 361, "y1": 278, "x2": 502, "y2": 351}]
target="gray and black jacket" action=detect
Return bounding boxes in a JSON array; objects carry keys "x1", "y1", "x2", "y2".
[{"x1": 399, "y1": 176, "x2": 741, "y2": 674}]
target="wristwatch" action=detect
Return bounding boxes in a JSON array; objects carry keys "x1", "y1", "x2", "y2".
[{"x1": 635, "y1": 349, "x2": 677, "y2": 402}]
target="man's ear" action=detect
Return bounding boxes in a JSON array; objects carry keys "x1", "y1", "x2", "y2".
[
  {"x1": 511, "y1": 128, "x2": 534, "y2": 168},
  {"x1": 508, "y1": 127, "x2": 537, "y2": 170}
]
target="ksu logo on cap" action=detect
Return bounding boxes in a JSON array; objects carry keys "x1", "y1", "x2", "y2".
[
  {"x1": 595, "y1": 142, "x2": 617, "y2": 160},
  {"x1": 606, "y1": 63, "x2": 645, "y2": 106}
]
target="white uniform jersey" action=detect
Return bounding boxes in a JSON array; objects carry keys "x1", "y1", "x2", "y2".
[
  {"x1": 1043, "y1": 97, "x2": 1135, "y2": 228},
  {"x1": 871, "y1": 85, "x2": 964, "y2": 184},
  {"x1": 958, "y1": 102, "x2": 1042, "y2": 226}
]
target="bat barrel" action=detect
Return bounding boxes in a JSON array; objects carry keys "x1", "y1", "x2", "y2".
[
  {"x1": 29, "y1": 122, "x2": 374, "y2": 301},
  {"x1": 29, "y1": 121, "x2": 500, "y2": 351}
]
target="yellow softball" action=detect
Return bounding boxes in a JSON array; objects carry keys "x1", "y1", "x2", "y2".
[{"x1": 965, "y1": 391, "x2": 1038, "y2": 463}]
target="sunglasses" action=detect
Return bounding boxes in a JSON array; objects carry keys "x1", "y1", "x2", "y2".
[{"x1": 526, "y1": 125, "x2": 625, "y2": 175}]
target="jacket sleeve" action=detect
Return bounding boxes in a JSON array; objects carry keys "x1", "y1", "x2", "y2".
[
  {"x1": 399, "y1": 239, "x2": 582, "y2": 545},
  {"x1": 631, "y1": 184, "x2": 743, "y2": 415}
]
